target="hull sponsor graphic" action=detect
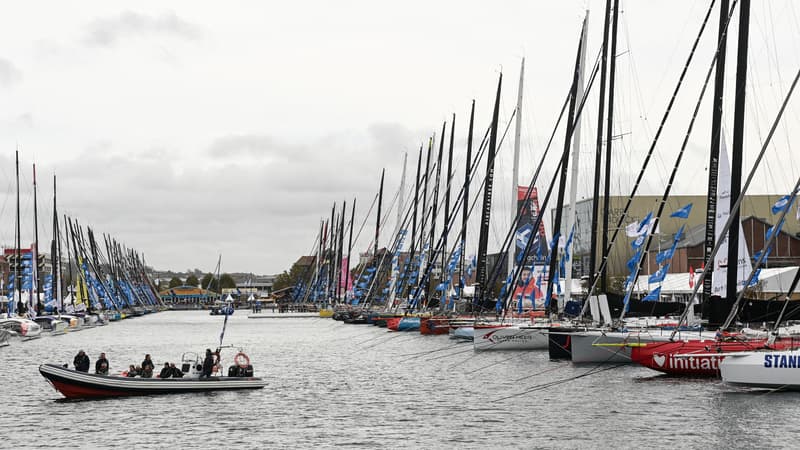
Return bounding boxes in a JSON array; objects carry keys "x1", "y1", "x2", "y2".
[
  {"x1": 481, "y1": 329, "x2": 534, "y2": 344},
  {"x1": 764, "y1": 354, "x2": 800, "y2": 368},
  {"x1": 651, "y1": 353, "x2": 721, "y2": 371}
]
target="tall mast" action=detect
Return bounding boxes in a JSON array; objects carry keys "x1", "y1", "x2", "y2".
[
  {"x1": 63, "y1": 214, "x2": 73, "y2": 311},
  {"x1": 703, "y1": 0, "x2": 729, "y2": 300},
  {"x1": 14, "y1": 150, "x2": 21, "y2": 315},
  {"x1": 398, "y1": 153, "x2": 407, "y2": 231},
  {"x1": 327, "y1": 204, "x2": 336, "y2": 302},
  {"x1": 33, "y1": 163, "x2": 41, "y2": 314},
  {"x1": 510, "y1": 58, "x2": 524, "y2": 279},
  {"x1": 52, "y1": 174, "x2": 62, "y2": 312},
  {"x1": 600, "y1": 0, "x2": 620, "y2": 293},
  {"x1": 443, "y1": 115, "x2": 455, "y2": 278},
  {"x1": 405, "y1": 147, "x2": 422, "y2": 303},
  {"x1": 336, "y1": 200, "x2": 346, "y2": 302},
  {"x1": 344, "y1": 198, "x2": 355, "y2": 303},
  {"x1": 426, "y1": 122, "x2": 445, "y2": 308},
  {"x1": 389, "y1": 155, "x2": 408, "y2": 307},
  {"x1": 315, "y1": 219, "x2": 323, "y2": 302},
  {"x1": 374, "y1": 169, "x2": 385, "y2": 263},
  {"x1": 460, "y1": 101, "x2": 475, "y2": 302},
  {"x1": 563, "y1": 11, "x2": 588, "y2": 305},
  {"x1": 476, "y1": 74, "x2": 502, "y2": 309},
  {"x1": 546, "y1": 19, "x2": 585, "y2": 313},
  {"x1": 725, "y1": 0, "x2": 750, "y2": 305},
  {"x1": 589, "y1": 0, "x2": 612, "y2": 292}
]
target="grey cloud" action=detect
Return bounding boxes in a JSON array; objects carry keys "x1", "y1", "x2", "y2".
[
  {"x1": 84, "y1": 11, "x2": 202, "y2": 47},
  {"x1": 13, "y1": 122, "x2": 415, "y2": 274},
  {"x1": 0, "y1": 58, "x2": 22, "y2": 86},
  {"x1": 208, "y1": 134, "x2": 308, "y2": 161}
]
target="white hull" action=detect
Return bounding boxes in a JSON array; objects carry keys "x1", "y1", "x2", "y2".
[
  {"x1": 473, "y1": 325, "x2": 549, "y2": 351},
  {"x1": 568, "y1": 329, "x2": 718, "y2": 363},
  {"x1": 721, "y1": 350, "x2": 800, "y2": 390}
]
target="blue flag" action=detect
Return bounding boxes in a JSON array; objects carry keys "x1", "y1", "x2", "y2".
[
  {"x1": 515, "y1": 223, "x2": 533, "y2": 249},
  {"x1": 772, "y1": 195, "x2": 792, "y2": 214},
  {"x1": 648, "y1": 263, "x2": 670, "y2": 284},
  {"x1": 766, "y1": 219, "x2": 785, "y2": 241},
  {"x1": 670, "y1": 203, "x2": 693, "y2": 219},
  {"x1": 754, "y1": 247, "x2": 772, "y2": 262},
  {"x1": 631, "y1": 234, "x2": 647, "y2": 250},
  {"x1": 564, "y1": 225, "x2": 575, "y2": 262},
  {"x1": 638, "y1": 212, "x2": 653, "y2": 233},
  {"x1": 627, "y1": 250, "x2": 642, "y2": 272},
  {"x1": 642, "y1": 286, "x2": 661, "y2": 302},
  {"x1": 656, "y1": 243, "x2": 676, "y2": 265},
  {"x1": 749, "y1": 268, "x2": 762, "y2": 287}
]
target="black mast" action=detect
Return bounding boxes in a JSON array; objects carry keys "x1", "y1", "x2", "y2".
[
  {"x1": 589, "y1": 0, "x2": 612, "y2": 291},
  {"x1": 460, "y1": 101, "x2": 475, "y2": 303},
  {"x1": 600, "y1": 0, "x2": 620, "y2": 293},
  {"x1": 405, "y1": 147, "x2": 423, "y2": 303},
  {"x1": 33, "y1": 164, "x2": 42, "y2": 314},
  {"x1": 344, "y1": 198, "x2": 355, "y2": 303},
  {"x1": 725, "y1": 0, "x2": 749, "y2": 310},
  {"x1": 475, "y1": 74, "x2": 502, "y2": 309},
  {"x1": 443, "y1": 115, "x2": 456, "y2": 293},
  {"x1": 546, "y1": 26, "x2": 584, "y2": 313},
  {"x1": 704, "y1": 0, "x2": 729, "y2": 300},
  {"x1": 327, "y1": 204, "x2": 335, "y2": 302},
  {"x1": 336, "y1": 200, "x2": 346, "y2": 302},
  {"x1": 374, "y1": 169, "x2": 385, "y2": 264},
  {"x1": 426, "y1": 122, "x2": 446, "y2": 308},
  {"x1": 51, "y1": 174, "x2": 61, "y2": 313},
  {"x1": 14, "y1": 150, "x2": 22, "y2": 315}
]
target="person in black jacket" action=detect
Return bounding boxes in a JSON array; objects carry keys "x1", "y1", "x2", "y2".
[
  {"x1": 95, "y1": 352, "x2": 109, "y2": 375},
  {"x1": 73, "y1": 350, "x2": 90, "y2": 372},
  {"x1": 159, "y1": 362, "x2": 172, "y2": 378},
  {"x1": 170, "y1": 363, "x2": 184, "y2": 378},
  {"x1": 200, "y1": 349, "x2": 216, "y2": 379}
]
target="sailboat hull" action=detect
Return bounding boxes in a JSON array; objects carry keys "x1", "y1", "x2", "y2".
[
  {"x1": 473, "y1": 325, "x2": 548, "y2": 351},
  {"x1": 721, "y1": 350, "x2": 800, "y2": 390},
  {"x1": 630, "y1": 338, "x2": 799, "y2": 376}
]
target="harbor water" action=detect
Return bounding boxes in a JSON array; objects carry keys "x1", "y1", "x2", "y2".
[{"x1": 3, "y1": 311, "x2": 800, "y2": 449}]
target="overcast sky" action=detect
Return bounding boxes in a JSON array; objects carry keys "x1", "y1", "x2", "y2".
[{"x1": 0, "y1": 1, "x2": 799, "y2": 274}]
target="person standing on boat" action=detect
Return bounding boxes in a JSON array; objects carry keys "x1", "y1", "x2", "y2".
[
  {"x1": 201, "y1": 348, "x2": 217, "y2": 379},
  {"x1": 73, "y1": 350, "x2": 90, "y2": 372},
  {"x1": 95, "y1": 352, "x2": 109, "y2": 375},
  {"x1": 141, "y1": 354, "x2": 155, "y2": 378}
]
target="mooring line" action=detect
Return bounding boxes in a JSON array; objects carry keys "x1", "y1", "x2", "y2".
[{"x1": 493, "y1": 363, "x2": 626, "y2": 402}]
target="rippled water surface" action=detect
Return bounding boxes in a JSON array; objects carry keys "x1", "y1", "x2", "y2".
[{"x1": 3, "y1": 311, "x2": 800, "y2": 449}]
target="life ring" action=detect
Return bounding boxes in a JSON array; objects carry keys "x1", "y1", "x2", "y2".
[{"x1": 234, "y1": 352, "x2": 250, "y2": 369}]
